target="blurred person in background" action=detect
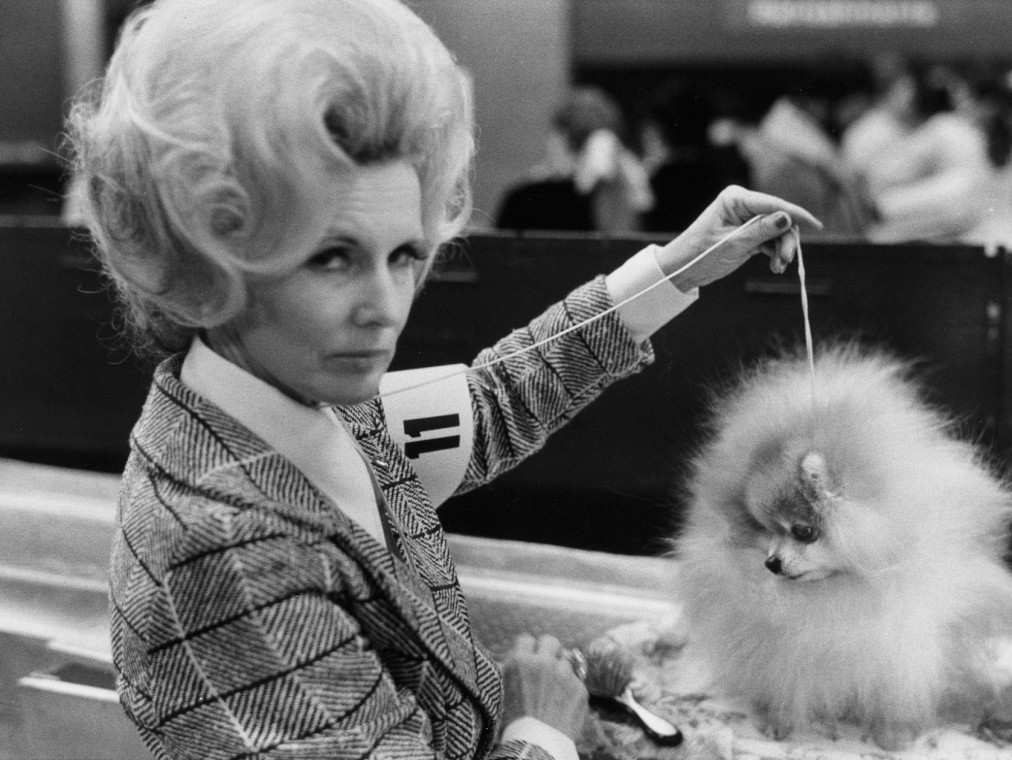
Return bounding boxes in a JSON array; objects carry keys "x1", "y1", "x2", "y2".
[
  {"x1": 983, "y1": 68, "x2": 1012, "y2": 247},
  {"x1": 716, "y1": 84, "x2": 873, "y2": 236},
  {"x1": 954, "y1": 65, "x2": 1012, "y2": 248},
  {"x1": 840, "y1": 52, "x2": 919, "y2": 201},
  {"x1": 866, "y1": 63, "x2": 1012, "y2": 246},
  {"x1": 638, "y1": 82, "x2": 751, "y2": 234},
  {"x1": 496, "y1": 86, "x2": 653, "y2": 233}
]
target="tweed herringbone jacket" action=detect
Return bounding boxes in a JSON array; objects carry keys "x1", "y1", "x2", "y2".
[{"x1": 110, "y1": 277, "x2": 654, "y2": 760}]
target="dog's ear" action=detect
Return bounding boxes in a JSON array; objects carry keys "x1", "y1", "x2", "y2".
[
  {"x1": 797, "y1": 451, "x2": 839, "y2": 511},
  {"x1": 799, "y1": 451, "x2": 830, "y2": 486}
]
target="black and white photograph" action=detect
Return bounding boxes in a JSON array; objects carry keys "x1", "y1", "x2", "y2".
[{"x1": 2, "y1": 2, "x2": 1012, "y2": 758}]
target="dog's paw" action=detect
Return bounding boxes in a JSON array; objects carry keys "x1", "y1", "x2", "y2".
[
  {"x1": 815, "y1": 716, "x2": 841, "y2": 741},
  {"x1": 753, "y1": 702, "x2": 793, "y2": 741},
  {"x1": 988, "y1": 680, "x2": 1012, "y2": 724},
  {"x1": 979, "y1": 715, "x2": 1012, "y2": 744},
  {"x1": 756, "y1": 716, "x2": 794, "y2": 741},
  {"x1": 868, "y1": 720, "x2": 920, "y2": 751}
]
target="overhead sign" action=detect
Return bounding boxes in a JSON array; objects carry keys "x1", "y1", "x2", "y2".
[
  {"x1": 576, "y1": 0, "x2": 1012, "y2": 63},
  {"x1": 723, "y1": 0, "x2": 941, "y2": 30}
]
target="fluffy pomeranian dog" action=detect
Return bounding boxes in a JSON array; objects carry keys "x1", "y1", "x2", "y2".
[{"x1": 673, "y1": 343, "x2": 1012, "y2": 749}]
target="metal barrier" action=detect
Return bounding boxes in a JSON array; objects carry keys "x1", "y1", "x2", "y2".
[{"x1": 0, "y1": 223, "x2": 1008, "y2": 553}]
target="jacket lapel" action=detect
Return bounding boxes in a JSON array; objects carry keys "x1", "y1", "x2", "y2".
[
  {"x1": 338, "y1": 400, "x2": 502, "y2": 700},
  {"x1": 141, "y1": 359, "x2": 501, "y2": 734},
  {"x1": 247, "y1": 444, "x2": 504, "y2": 741}
]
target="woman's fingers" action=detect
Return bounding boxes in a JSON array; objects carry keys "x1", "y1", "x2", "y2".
[
  {"x1": 756, "y1": 226, "x2": 800, "y2": 273},
  {"x1": 739, "y1": 214, "x2": 804, "y2": 274},
  {"x1": 773, "y1": 230, "x2": 798, "y2": 273},
  {"x1": 508, "y1": 633, "x2": 568, "y2": 659},
  {"x1": 535, "y1": 634, "x2": 563, "y2": 658},
  {"x1": 511, "y1": 633, "x2": 537, "y2": 654},
  {"x1": 719, "y1": 186, "x2": 823, "y2": 232}
]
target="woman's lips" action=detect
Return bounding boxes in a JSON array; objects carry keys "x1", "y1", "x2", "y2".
[{"x1": 326, "y1": 349, "x2": 392, "y2": 371}]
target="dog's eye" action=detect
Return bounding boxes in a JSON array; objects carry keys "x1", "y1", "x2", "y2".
[{"x1": 790, "y1": 524, "x2": 820, "y2": 543}]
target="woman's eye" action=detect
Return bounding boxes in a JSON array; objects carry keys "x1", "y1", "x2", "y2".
[
  {"x1": 391, "y1": 244, "x2": 427, "y2": 266},
  {"x1": 308, "y1": 247, "x2": 352, "y2": 270},
  {"x1": 790, "y1": 524, "x2": 820, "y2": 543}
]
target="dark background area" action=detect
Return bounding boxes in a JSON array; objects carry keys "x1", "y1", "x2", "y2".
[
  {"x1": 1, "y1": 225, "x2": 1007, "y2": 555},
  {"x1": 6, "y1": 1, "x2": 1012, "y2": 224}
]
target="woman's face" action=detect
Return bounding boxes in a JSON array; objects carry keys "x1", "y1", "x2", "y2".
[{"x1": 211, "y1": 161, "x2": 427, "y2": 406}]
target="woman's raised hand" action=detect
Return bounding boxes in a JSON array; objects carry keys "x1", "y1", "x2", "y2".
[{"x1": 659, "y1": 185, "x2": 823, "y2": 293}]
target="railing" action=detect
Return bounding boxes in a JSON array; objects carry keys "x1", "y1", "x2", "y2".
[{"x1": 0, "y1": 223, "x2": 1009, "y2": 555}]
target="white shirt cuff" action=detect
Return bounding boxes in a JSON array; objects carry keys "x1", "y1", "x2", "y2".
[
  {"x1": 605, "y1": 244, "x2": 699, "y2": 343},
  {"x1": 501, "y1": 717, "x2": 578, "y2": 760}
]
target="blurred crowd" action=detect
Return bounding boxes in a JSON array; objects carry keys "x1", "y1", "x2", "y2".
[{"x1": 496, "y1": 54, "x2": 1012, "y2": 248}]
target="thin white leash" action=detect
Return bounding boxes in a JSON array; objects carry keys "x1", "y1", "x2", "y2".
[
  {"x1": 794, "y1": 226, "x2": 817, "y2": 404},
  {"x1": 376, "y1": 215, "x2": 767, "y2": 401}
]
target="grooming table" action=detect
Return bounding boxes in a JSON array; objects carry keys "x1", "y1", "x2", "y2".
[{"x1": 578, "y1": 618, "x2": 1012, "y2": 760}]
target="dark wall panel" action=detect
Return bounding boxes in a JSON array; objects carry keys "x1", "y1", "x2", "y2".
[
  {"x1": 408, "y1": 234, "x2": 1005, "y2": 552},
  {"x1": 0, "y1": 0, "x2": 63, "y2": 147},
  {"x1": 0, "y1": 226, "x2": 1005, "y2": 554}
]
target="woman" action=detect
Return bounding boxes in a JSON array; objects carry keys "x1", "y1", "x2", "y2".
[
  {"x1": 866, "y1": 64, "x2": 1012, "y2": 245},
  {"x1": 68, "y1": 1, "x2": 819, "y2": 758},
  {"x1": 496, "y1": 86, "x2": 654, "y2": 233}
]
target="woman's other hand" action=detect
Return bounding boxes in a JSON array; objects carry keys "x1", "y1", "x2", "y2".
[
  {"x1": 659, "y1": 185, "x2": 823, "y2": 292},
  {"x1": 501, "y1": 634, "x2": 589, "y2": 740}
]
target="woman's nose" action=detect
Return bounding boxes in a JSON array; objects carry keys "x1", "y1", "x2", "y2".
[{"x1": 352, "y1": 268, "x2": 403, "y2": 327}]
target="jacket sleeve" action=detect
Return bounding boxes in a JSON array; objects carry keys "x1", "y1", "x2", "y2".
[
  {"x1": 128, "y1": 505, "x2": 549, "y2": 760},
  {"x1": 489, "y1": 740, "x2": 559, "y2": 760},
  {"x1": 457, "y1": 275, "x2": 654, "y2": 492}
]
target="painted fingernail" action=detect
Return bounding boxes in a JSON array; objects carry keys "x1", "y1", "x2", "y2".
[{"x1": 774, "y1": 213, "x2": 791, "y2": 229}]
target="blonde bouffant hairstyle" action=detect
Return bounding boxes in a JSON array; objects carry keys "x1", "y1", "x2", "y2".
[{"x1": 68, "y1": 0, "x2": 474, "y2": 356}]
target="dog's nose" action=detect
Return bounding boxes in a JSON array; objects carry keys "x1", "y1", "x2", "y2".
[{"x1": 765, "y1": 555, "x2": 783, "y2": 575}]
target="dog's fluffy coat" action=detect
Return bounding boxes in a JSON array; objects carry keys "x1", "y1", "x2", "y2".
[{"x1": 674, "y1": 345, "x2": 1012, "y2": 748}]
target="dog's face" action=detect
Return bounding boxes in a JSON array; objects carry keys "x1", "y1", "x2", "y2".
[
  {"x1": 742, "y1": 450, "x2": 845, "y2": 582},
  {"x1": 761, "y1": 525, "x2": 837, "y2": 581}
]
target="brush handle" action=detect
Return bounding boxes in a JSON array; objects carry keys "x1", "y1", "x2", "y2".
[{"x1": 615, "y1": 687, "x2": 683, "y2": 746}]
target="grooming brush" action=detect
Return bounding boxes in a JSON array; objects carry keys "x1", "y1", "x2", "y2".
[{"x1": 578, "y1": 642, "x2": 683, "y2": 746}]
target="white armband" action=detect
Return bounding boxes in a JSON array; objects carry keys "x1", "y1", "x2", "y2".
[{"x1": 379, "y1": 364, "x2": 473, "y2": 507}]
